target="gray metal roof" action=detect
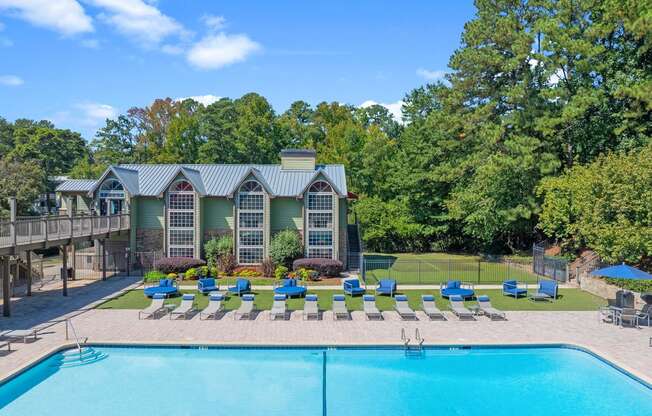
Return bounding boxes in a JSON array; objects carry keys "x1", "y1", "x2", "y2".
[
  {"x1": 55, "y1": 179, "x2": 96, "y2": 192},
  {"x1": 58, "y1": 164, "x2": 347, "y2": 197}
]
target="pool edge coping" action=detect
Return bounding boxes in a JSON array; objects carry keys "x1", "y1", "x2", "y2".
[{"x1": 1, "y1": 340, "x2": 651, "y2": 389}]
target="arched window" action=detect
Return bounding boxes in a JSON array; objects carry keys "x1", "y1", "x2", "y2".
[
  {"x1": 168, "y1": 180, "x2": 195, "y2": 258},
  {"x1": 98, "y1": 179, "x2": 125, "y2": 216},
  {"x1": 238, "y1": 180, "x2": 264, "y2": 264},
  {"x1": 307, "y1": 181, "x2": 334, "y2": 258}
]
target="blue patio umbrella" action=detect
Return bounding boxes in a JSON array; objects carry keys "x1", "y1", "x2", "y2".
[{"x1": 590, "y1": 263, "x2": 652, "y2": 280}]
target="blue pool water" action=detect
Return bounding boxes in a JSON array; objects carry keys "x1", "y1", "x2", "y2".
[{"x1": 1, "y1": 345, "x2": 651, "y2": 416}]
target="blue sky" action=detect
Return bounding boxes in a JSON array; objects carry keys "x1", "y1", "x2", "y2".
[{"x1": 0, "y1": 0, "x2": 475, "y2": 140}]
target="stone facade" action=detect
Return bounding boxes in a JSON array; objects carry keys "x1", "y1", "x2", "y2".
[{"x1": 136, "y1": 229, "x2": 164, "y2": 253}]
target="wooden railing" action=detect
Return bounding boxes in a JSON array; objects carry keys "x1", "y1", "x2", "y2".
[{"x1": 0, "y1": 213, "x2": 130, "y2": 249}]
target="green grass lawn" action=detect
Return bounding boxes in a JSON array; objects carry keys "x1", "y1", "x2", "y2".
[
  {"x1": 364, "y1": 252, "x2": 538, "y2": 285},
  {"x1": 97, "y1": 288, "x2": 605, "y2": 312}
]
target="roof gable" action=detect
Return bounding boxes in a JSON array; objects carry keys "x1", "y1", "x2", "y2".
[{"x1": 227, "y1": 167, "x2": 275, "y2": 198}]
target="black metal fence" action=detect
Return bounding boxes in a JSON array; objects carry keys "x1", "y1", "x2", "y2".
[
  {"x1": 533, "y1": 243, "x2": 568, "y2": 282},
  {"x1": 362, "y1": 257, "x2": 536, "y2": 285}
]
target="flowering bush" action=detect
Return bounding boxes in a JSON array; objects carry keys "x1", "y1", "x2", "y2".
[
  {"x1": 292, "y1": 258, "x2": 343, "y2": 277},
  {"x1": 155, "y1": 257, "x2": 206, "y2": 274}
]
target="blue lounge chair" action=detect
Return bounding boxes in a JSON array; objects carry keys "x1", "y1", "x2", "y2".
[
  {"x1": 228, "y1": 278, "x2": 251, "y2": 296},
  {"x1": 503, "y1": 280, "x2": 527, "y2": 298},
  {"x1": 343, "y1": 279, "x2": 365, "y2": 296},
  {"x1": 143, "y1": 278, "x2": 178, "y2": 298},
  {"x1": 530, "y1": 279, "x2": 558, "y2": 301},
  {"x1": 198, "y1": 278, "x2": 219, "y2": 295},
  {"x1": 375, "y1": 279, "x2": 397, "y2": 297},
  {"x1": 440, "y1": 280, "x2": 474, "y2": 299},
  {"x1": 274, "y1": 278, "x2": 307, "y2": 298}
]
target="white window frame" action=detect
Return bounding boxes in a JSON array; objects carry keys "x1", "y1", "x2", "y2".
[
  {"x1": 98, "y1": 178, "x2": 125, "y2": 216},
  {"x1": 167, "y1": 180, "x2": 195, "y2": 258},
  {"x1": 307, "y1": 181, "x2": 334, "y2": 259},
  {"x1": 237, "y1": 180, "x2": 265, "y2": 265}
]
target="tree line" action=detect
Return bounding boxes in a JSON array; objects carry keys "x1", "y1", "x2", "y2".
[{"x1": 1, "y1": 0, "x2": 650, "y2": 264}]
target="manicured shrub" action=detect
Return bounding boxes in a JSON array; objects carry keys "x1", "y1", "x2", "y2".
[
  {"x1": 198, "y1": 265, "x2": 210, "y2": 277},
  {"x1": 292, "y1": 258, "x2": 343, "y2": 277},
  {"x1": 274, "y1": 265, "x2": 289, "y2": 280},
  {"x1": 184, "y1": 267, "x2": 198, "y2": 280},
  {"x1": 262, "y1": 257, "x2": 275, "y2": 277},
  {"x1": 204, "y1": 235, "x2": 234, "y2": 268},
  {"x1": 217, "y1": 253, "x2": 237, "y2": 275},
  {"x1": 269, "y1": 230, "x2": 303, "y2": 268},
  {"x1": 144, "y1": 270, "x2": 166, "y2": 282},
  {"x1": 155, "y1": 257, "x2": 206, "y2": 274}
]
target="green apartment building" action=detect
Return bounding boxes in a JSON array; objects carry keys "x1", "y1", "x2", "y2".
[{"x1": 56, "y1": 150, "x2": 352, "y2": 267}]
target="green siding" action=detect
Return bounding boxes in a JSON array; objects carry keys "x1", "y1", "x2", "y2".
[
  {"x1": 77, "y1": 195, "x2": 91, "y2": 213},
  {"x1": 136, "y1": 197, "x2": 164, "y2": 229},
  {"x1": 202, "y1": 198, "x2": 234, "y2": 230},
  {"x1": 271, "y1": 198, "x2": 303, "y2": 231},
  {"x1": 339, "y1": 198, "x2": 348, "y2": 225}
]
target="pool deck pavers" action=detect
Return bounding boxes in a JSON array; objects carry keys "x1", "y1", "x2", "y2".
[{"x1": 1, "y1": 276, "x2": 651, "y2": 385}]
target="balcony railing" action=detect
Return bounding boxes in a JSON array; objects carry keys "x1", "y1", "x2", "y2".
[{"x1": 0, "y1": 213, "x2": 130, "y2": 250}]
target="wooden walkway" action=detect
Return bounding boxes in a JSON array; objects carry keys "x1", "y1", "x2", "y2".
[{"x1": 0, "y1": 213, "x2": 130, "y2": 255}]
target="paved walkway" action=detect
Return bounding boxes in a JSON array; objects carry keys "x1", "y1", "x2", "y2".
[{"x1": 1, "y1": 277, "x2": 651, "y2": 385}]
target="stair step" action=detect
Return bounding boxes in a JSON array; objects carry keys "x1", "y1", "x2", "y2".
[{"x1": 54, "y1": 347, "x2": 108, "y2": 368}]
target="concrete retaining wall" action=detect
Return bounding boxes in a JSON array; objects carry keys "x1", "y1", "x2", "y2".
[{"x1": 580, "y1": 273, "x2": 645, "y2": 309}]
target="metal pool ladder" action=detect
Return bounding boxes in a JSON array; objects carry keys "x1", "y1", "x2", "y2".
[
  {"x1": 401, "y1": 328, "x2": 425, "y2": 356},
  {"x1": 65, "y1": 318, "x2": 88, "y2": 354}
]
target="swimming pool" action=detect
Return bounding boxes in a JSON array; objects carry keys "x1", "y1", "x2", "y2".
[{"x1": 1, "y1": 345, "x2": 651, "y2": 415}]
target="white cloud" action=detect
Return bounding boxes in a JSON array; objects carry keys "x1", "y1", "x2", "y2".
[
  {"x1": 416, "y1": 68, "x2": 447, "y2": 81},
  {"x1": 0, "y1": 74, "x2": 23, "y2": 86},
  {"x1": 201, "y1": 14, "x2": 225, "y2": 31},
  {"x1": 87, "y1": 0, "x2": 186, "y2": 46},
  {"x1": 360, "y1": 100, "x2": 404, "y2": 123},
  {"x1": 176, "y1": 94, "x2": 221, "y2": 106},
  {"x1": 187, "y1": 32, "x2": 260, "y2": 70},
  {"x1": 0, "y1": 0, "x2": 93, "y2": 36},
  {"x1": 75, "y1": 102, "x2": 117, "y2": 125}
]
